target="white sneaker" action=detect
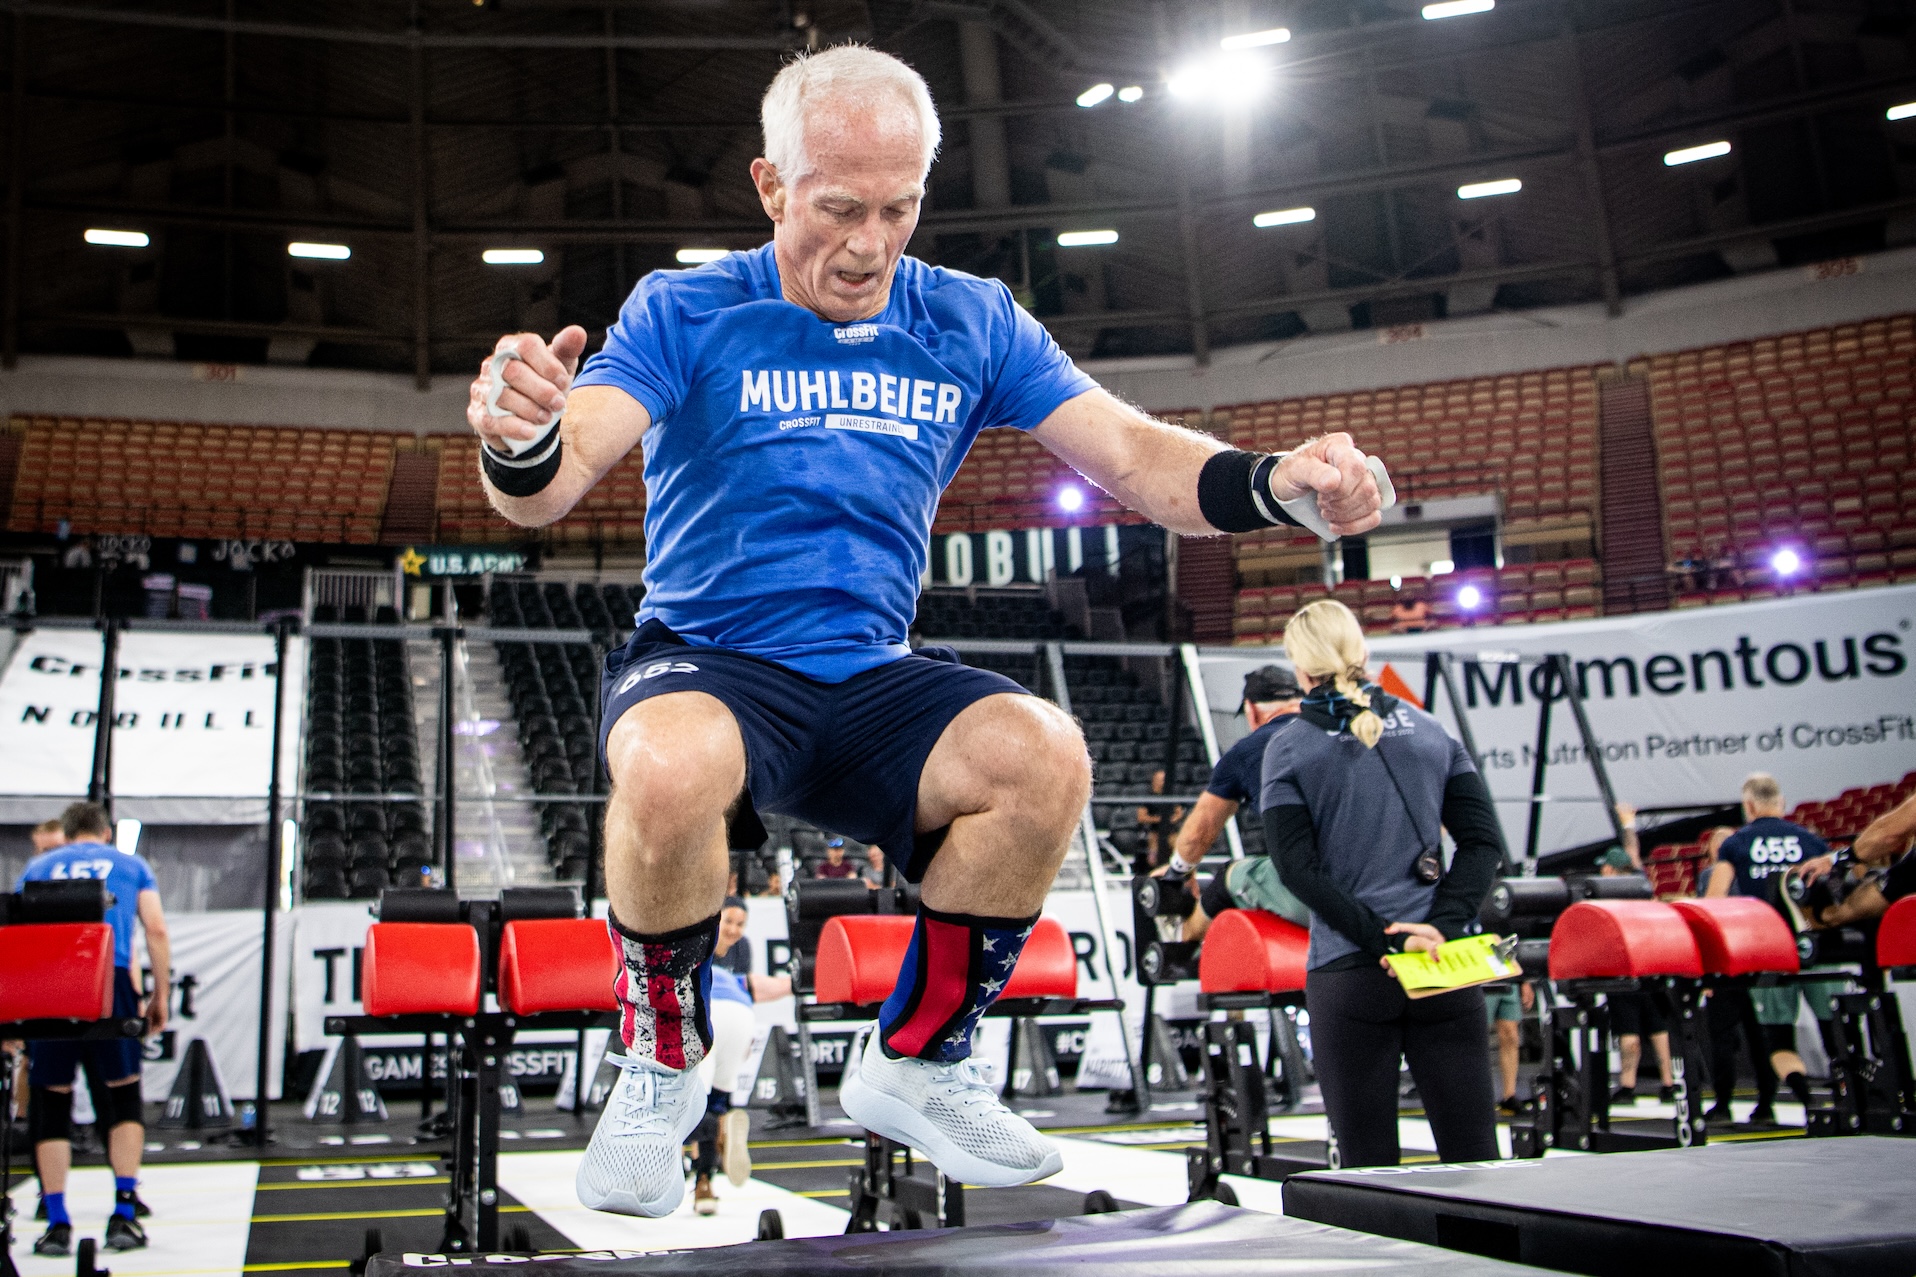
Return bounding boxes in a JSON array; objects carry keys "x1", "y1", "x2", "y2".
[
  {"x1": 719, "y1": 1108, "x2": 751, "y2": 1187},
  {"x1": 838, "y1": 1030, "x2": 1063, "y2": 1188},
  {"x1": 575, "y1": 1053, "x2": 709, "y2": 1217}
]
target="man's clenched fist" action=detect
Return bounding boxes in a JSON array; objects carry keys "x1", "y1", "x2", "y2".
[
  {"x1": 467, "y1": 326, "x2": 588, "y2": 452},
  {"x1": 1270, "y1": 432, "x2": 1386, "y2": 537}
]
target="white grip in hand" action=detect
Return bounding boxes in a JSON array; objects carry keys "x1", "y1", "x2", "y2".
[
  {"x1": 485, "y1": 349, "x2": 563, "y2": 457},
  {"x1": 1277, "y1": 454, "x2": 1397, "y2": 543}
]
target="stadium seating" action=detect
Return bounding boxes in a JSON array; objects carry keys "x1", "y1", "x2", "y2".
[
  {"x1": 934, "y1": 424, "x2": 1173, "y2": 534},
  {"x1": 1643, "y1": 314, "x2": 1916, "y2": 599},
  {"x1": 1231, "y1": 559, "x2": 1603, "y2": 643},
  {"x1": 6, "y1": 415, "x2": 392, "y2": 543},
  {"x1": 300, "y1": 610, "x2": 432, "y2": 900},
  {"x1": 431, "y1": 436, "x2": 648, "y2": 545}
]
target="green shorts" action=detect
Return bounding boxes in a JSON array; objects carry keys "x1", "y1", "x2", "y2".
[
  {"x1": 1750, "y1": 980, "x2": 1845, "y2": 1026},
  {"x1": 1485, "y1": 987, "x2": 1523, "y2": 1022}
]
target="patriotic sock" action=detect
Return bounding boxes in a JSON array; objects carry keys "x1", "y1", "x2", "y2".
[
  {"x1": 114, "y1": 1177, "x2": 138, "y2": 1219},
  {"x1": 608, "y1": 910, "x2": 718, "y2": 1071},
  {"x1": 44, "y1": 1191, "x2": 68, "y2": 1227},
  {"x1": 878, "y1": 905, "x2": 1039, "y2": 1063}
]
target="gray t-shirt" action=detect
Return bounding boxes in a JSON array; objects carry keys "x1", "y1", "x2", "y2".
[{"x1": 1260, "y1": 699, "x2": 1477, "y2": 969}]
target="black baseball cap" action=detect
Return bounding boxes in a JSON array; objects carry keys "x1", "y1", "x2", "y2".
[{"x1": 1241, "y1": 665, "x2": 1301, "y2": 706}]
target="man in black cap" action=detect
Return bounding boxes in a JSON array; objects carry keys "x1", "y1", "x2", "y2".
[{"x1": 1159, "y1": 665, "x2": 1310, "y2": 940}]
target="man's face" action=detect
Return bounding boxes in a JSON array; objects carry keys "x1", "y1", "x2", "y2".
[
  {"x1": 753, "y1": 97, "x2": 926, "y2": 324},
  {"x1": 717, "y1": 906, "x2": 748, "y2": 956},
  {"x1": 867, "y1": 847, "x2": 884, "y2": 869},
  {"x1": 31, "y1": 829, "x2": 64, "y2": 853},
  {"x1": 826, "y1": 844, "x2": 845, "y2": 863}
]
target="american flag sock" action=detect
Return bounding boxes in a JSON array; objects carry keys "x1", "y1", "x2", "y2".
[
  {"x1": 608, "y1": 910, "x2": 717, "y2": 1071},
  {"x1": 877, "y1": 905, "x2": 1039, "y2": 1063}
]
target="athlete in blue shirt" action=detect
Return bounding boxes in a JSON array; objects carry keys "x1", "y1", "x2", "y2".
[
  {"x1": 464, "y1": 47, "x2": 1389, "y2": 1216},
  {"x1": 16, "y1": 803, "x2": 170, "y2": 1256}
]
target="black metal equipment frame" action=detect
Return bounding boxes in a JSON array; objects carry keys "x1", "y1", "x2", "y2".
[
  {"x1": 1812, "y1": 961, "x2": 1916, "y2": 1138},
  {"x1": 1185, "y1": 989, "x2": 1318, "y2": 1203},
  {"x1": 1509, "y1": 976, "x2": 1711, "y2": 1157}
]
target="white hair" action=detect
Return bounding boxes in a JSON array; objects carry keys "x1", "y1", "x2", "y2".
[{"x1": 760, "y1": 45, "x2": 941, "y2": 185}]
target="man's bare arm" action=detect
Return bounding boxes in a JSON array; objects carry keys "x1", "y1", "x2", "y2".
[
  {"x1": 465, "y1": 328, "x2": 652, "y2": 528},
  {"x1": 1704, "y1": 861, "x2": 1733, "y2": 898},
  {"x1": 1853, "y1": 794, "x2": 1916, "y2": 866},
  {"x1": 1172, "y1": 792, "x2": 1239, "y2": 871},
  {"x1": 137, "y1": 889, "x2": 171, "y2": 1036},
  {"x1": 1029, "y1": 388, "x2": 1383, "y2": 538}
]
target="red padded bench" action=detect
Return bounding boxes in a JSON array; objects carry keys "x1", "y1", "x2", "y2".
[
  {"x1": 1881, "y1": 895, "x2": 1916, "y2": 972},
  {"x1": 1548, "y1": 900, "x2": 1703, "y2": 981},
  {"x1": 1197, "y1": 908, "x2": 1308, "y2": 1007},
  {"x1": 812, "y1": 915, "x2": 1082, "y2": 1010},
  {"x1": 1669, "y1": 898, "x2": 1800, "y2": 977}
]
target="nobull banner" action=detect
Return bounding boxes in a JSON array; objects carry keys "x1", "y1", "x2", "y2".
[{"x1": 1200, "y1": 585, "x2": 1916, "y2": 857}]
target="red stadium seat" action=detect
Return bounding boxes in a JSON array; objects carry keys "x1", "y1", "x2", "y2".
[
  {"x1": 498, "y1": 918, "x2": 620, "y2": 1015},
  {"x1": 813, "y1": 915, "x2": 1077, "y2": 1007},
  {"x1": 1199, "y1": 909, "x2": 1309, "y2": 995},
  {"x1": 1549, "y1": 901, "x2": 1703, "y2": 980},
  {"x1": 1669, "y1": 898, "x2": 1800, "y2": 976},
  {"x1": 1879, "y1": 896, "x2": 1916, "y2": 970},
  {"x1": 361, "y1": 922, "x2": 482, "y2": 1017},
  {"x1": 0, "y1": 923, "x2": 114, "y2": 1023}
]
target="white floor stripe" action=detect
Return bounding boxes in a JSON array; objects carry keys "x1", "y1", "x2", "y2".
[
  {"x1": 11, "y1": 1162, "x2": 258, "y2": 1277},
  {"x1": 494, "y1": 1149, "x2": 852, "y2": 1252}
]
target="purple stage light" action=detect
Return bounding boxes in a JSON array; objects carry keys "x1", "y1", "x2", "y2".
[
  {"x1": 1456, "y1": 584, "x2": 1483, "y2": 611},
  {"x1": 1057, "y1": 485, "x2": 1086, "y2": 513},
  {"x1": 1771, "y1": 547, "x2": 1803, "y2": 577}
]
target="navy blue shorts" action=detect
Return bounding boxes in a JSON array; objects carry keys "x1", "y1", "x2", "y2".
[
  {"x1": 28, "y1": 968, "x2": 143, "y2": 1087},
  {"x1": 600, "y1": 621, "x2": 1026, "y2": 881}
]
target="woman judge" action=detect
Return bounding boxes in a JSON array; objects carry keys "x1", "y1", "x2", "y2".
[{"x1": 1260, "y1": 600, "x2": 1506, "y2": 1168}]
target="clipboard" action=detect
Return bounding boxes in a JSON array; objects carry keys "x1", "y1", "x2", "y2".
[{"x1": 1382, "y1": 933, "x2": 1522, "y2": 999}]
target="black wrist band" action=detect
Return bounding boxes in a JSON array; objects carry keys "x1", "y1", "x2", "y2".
[
  {"x1": 481, "y1": 425, "x2": 563, "y2": 498},
  {"x1": 1198, "y1": 449, "x2": 1301, "y2": 533}
]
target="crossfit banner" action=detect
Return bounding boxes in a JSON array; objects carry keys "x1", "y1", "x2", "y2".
[
  {"x1": 1199, "y1": 585, "x2": 1916, "y2": 857},
  {"x1": 0, "y1": 628, "x2": 303, "y2": 823},
  {"x1": 138, "y1": 909, "x2": 292, "y2": 1103}
]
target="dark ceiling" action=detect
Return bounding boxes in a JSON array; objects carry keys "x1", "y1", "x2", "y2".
[{"x1": 7, "y1": 0, "x2": 1915, "y2": 383}]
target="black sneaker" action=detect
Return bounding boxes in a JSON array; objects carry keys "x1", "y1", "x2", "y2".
[
  {"x1": 1746, "y1": 1105, "x2": 1778, "y2": 1127},
  {"x1": 1609, "y1": 1085, "x2": 1637, "y2": 1106},
  {"x1": 1705, "y1": 1104, "x2": 1735, "y2": 1125},
  {"x1": 118, "y1": 1187, "x2": 153, "y2": 1218},
  {"x1": 1658, "y1": 1085, "x2": 1676, "y2": 1103},
  {"x1": 33, "y1": 1222, "x2": 72, "y2": 1256},
  {"x1": 1497, "y1": 1096, "x2": 1523, "y2": 1117},
  {"x1": 105, "y1": 1212, "x2": 149, "y2": 1251}
]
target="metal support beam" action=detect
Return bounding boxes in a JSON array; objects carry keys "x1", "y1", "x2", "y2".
[
  {"x1": 1179, "y1": 643, "x2": 1242, "y2": 861},
  {"x1": 2, "y1": 11, "x2": 22, "y2": 369},
  {"x1": 87, "y1": 619, "x2": 119, "y2": 809},
  {"x1": 1562, "y1": 4, "x2": 1621, "y2": 314},
  {"x1": 409, "y1": 33, "x2": 432, "y2": 390},
  {"x1": 254, "y1": 616, "x2": 291, "y2": 1148}
]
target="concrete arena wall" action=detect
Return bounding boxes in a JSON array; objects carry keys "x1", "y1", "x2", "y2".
[{"x1": 2, "y1": 244, "x2": 1913, "y2": 433}]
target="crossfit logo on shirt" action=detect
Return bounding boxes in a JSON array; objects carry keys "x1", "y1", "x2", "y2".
[
  {"x1": 779, "y1": 416, "x2": 821, "y2": 431},
  {"x1": 834, "y1": 323, "x2": 880, "y2": 344},
  {"x1": 615, "y1": 660, "x2": 700, "y2": 696},
  {"x1": 739, "y1": 370, "x2": 963, "y2": 427}
]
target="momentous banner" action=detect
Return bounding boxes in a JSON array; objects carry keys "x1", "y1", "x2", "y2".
[
  {"x1": 1200, "y1": 585, "x2": 1916, "y2": 856},
  {"x1": 0, "y1": 628, "x2": 302, "y2": 822}
]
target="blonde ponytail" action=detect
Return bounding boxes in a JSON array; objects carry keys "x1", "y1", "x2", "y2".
[{"x1": 1283, "y1": 600, "x2": 1383, "y2": 749}]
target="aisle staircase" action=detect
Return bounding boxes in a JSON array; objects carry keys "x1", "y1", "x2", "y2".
[
  {"x1": 1596, "y1": 374, "x2": 1670, "y2": 614},
  {"x1": 380, "y1": 449, "x2": 441, "y2": 544}
]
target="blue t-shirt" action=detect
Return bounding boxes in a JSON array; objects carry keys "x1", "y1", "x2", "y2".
[
  {"x1": 1206, "y1": 714, "x2": 1300, "y2": 809},
  {"x1": 1717, "y1": 816, "x2": 1830, "y2": 912},
  {"x1": 572, "y1": 244, "x2": 1097, "y2": 683},
  {"x1": 16, "y1": 840, "x2": 158, "y2": 969}
]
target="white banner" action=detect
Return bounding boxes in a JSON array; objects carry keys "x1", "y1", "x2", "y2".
[
  {"x1": 138, "y1": 909, "x2": 292, "y2": 1103},
  {"x1": 290, "y1": 901, "x2": 379, "y2": 1053},
  {"x1": 0, "y1": 628, "x2": 303, "y2": 822},
  {"x1": 1199, "y1": 586, "x2": 1916, "y2": 857}
]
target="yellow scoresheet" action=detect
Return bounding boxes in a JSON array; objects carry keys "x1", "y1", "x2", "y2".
[{"x1": 1382, "y1": 933, "x2": 1521, "y2": 999}]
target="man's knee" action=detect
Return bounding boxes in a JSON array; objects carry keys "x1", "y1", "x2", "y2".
[
  {"x1": 962, "y1": 696, "x2": 1091, "y2": 809},
  {"x1": 606, "y1": 692, "x2": 746, "y2": 837}
]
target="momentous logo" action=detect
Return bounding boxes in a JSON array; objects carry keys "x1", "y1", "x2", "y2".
[{"x1": 833, "y1": 323, "x2": 880, "y2": 344}]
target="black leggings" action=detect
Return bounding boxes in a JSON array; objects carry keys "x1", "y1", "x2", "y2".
[
  {"x1": 1706, "y1": 985, "x2": 1777, "y2": 1111},
  {"x1": 1306, "y1": 964, "x2": 1500, "y2": 1169}
]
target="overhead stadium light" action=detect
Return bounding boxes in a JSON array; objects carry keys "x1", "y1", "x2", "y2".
[
  {"x1": 1076, "y1": 83, "x2": 1114, "y2": 108},
  {"x1": 1664, "y1": 140, "x2": 1732, "y2": 166},
  {"x1": 1057, "y1": 229, "x2": 1119, "y2": 247},
  {"x1": 1458, "y1": 178, "x2": 1521, "y2": 199},
  {"x1": 1166, "y1": 52, "x2": 1273, "y2": 105},
  {"x1": 1118, "y1": 85, "x2": 1145, "y2": 103},
  {"x1": 1423, "y1": 0, "x2": 1494, "y2": 17},
  {"x1": 84, "y1": 228, "x2": 149, "y2": 248},
  {"x1": 1771, "y1": 547, "x2": 1803, "y2": 578},
  {"x1": 482, "y1": 248, "x2": 544, "y2": 265},
  {"x1": 1887, "y1": 101, "x2": 1916, "y2": 121},
  {"x1": 1430, "y1": 559, "x2": 1456, "y2": 575},
  {"x1": 675, "y1": 248, "x2": 729, "y2": 264},
  {"x1": 288, "y1": 241, "x2": 350, "y2": 260},
  {"x1": 1221, "y1": 27, "x2": 1290, "y2": 50},
  {"x1": 1254, "y1": 206, "x2": 1316, "y2": 228}
]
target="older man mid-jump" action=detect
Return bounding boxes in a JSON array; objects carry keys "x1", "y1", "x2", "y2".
[{"x1": 468, "y1": 46, "x2": 1386, "y2": 1217}]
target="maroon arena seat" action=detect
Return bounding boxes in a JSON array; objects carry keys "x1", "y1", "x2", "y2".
[
  {"x1": 0, "y1": 922, "x2": 115, "y2": 1023},
  {"x1": 1670, "y1": 898, "x2": 1800, "y2": 976},
  {"x1": 1549, "y1": 900, "x2": 1703, "y2": 980},
  {"x1": 1198, "y1": 909, "x2": 1308, "y2": 995}
]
